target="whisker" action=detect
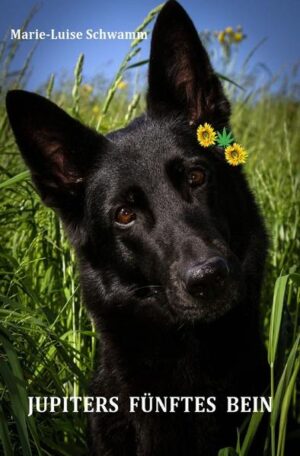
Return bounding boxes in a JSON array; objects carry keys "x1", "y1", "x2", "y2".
[{"x1": 131, "y1": 285, "x2": 164, "y2": 293}]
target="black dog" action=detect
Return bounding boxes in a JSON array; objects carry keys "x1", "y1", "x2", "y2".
[{"x1": 6, "y1": 1, "x2": 268, "y2": 454}]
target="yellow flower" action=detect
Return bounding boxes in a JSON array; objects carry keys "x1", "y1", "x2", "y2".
[
  {"x1": 225, "y1": 143, "x2": 248, "y2": 166},
  {"x1": 218, "y1": 31, "x2": 226, "y2": 44},
  {"x1": 92, "y1": 105, "x2": 100, "y2": 114},
  {"x1": 225, "y1": 26, "x2": 233, "y2": 35},
  {"x1": 234, "y1": 32, "x2": 244, "y2": 42},
  {"x1": 117, "y1": 80, "x2": 128, "y2": 90},
  {"x1": 197, "y1": 123, "x2": 217, "y2": 148}
]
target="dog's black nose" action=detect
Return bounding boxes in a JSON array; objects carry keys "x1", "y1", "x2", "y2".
[{"x1": 185, "y1": 257, "x2": 229, "y2": 298}]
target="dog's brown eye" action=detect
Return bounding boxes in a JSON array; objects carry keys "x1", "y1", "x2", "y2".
[
  {"x1": 115, "y1": 207, "x2": 136, "y2": 226},
  {"x1": 187, "y1": 169, "x2": 206, "y2": 187}
]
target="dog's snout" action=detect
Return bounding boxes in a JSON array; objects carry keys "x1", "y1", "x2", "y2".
[{"x1": 185, "y1": 257, "x2": 230, "y2": 298}]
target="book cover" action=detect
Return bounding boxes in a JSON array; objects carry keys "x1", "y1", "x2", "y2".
[{"x1": 0, "y1": 1, "x2": 299, "y2": 455}]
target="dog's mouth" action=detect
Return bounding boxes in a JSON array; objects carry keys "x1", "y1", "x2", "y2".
[
  {"x1": 131, "y1": 256, "x2": 244, "y2": 323},
  {"x1": 166, "y1": 279, "x2": 243, "y2": 322},
  {"x1": 132, "y1": 276, "x2": 243, "y2": 324}
]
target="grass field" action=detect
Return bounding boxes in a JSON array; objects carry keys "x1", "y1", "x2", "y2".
[{"x1": 0, "y1": 5, "x2": 299, "y2": 456}]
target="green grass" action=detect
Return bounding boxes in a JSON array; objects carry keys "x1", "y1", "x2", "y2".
[{"x1": 0, "y1": 5, "x2": 299, "y2": 455}]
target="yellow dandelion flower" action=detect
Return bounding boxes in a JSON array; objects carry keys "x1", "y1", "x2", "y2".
[
  {"x1": 92, "y1": 105, "x2": 100, "y2": 114},
  {"x1": 117, "y1": 80, "x2": 128, "y2": 90},
  {"x1": 234, "y1": 32, "x2": 243, "y2": 42},
  {"x1": 197, "y1": 123, "x2": 217, "y2": 148},
  {"x1": 218, "y1": 31, "x2": 226, "y2": 44},
  {"x1": 225, "y1": 143, "x2": 248, "y2": 166},
  {"x1": 225, "y1": 26, "x2": 234, "y2": 35}
]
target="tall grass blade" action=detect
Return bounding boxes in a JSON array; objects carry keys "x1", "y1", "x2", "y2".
[
  {"x1": 96, "y1": 4, "x2": 162, "y2": 130},
  {"x1": 268, "y1": 274, "x2": 290, "y2": 366},
  {"x1": 0, "y1": 404, "x2": 13, "y2": 456},
  {"x1": 72, "y1": 53, "x2": 84, "y2": 117},
  {"x1": 276, "y1": 357, "x2": 300, "y2": 456},
  {"x1": 0, "y1": 362, "x2": 32, "y2": 456},
  {"x1": 218, "y1": 448, "x2": 238, "y2": 456},
  {"x1": 240, "y1": 412, "x2": 264, "y2": 456},
  {"x1": 271, "y1": 334, "x2": 300, "y2": 427},
  {"x1": 0, "y1": 170, "x2": 29, "y2": 189}
]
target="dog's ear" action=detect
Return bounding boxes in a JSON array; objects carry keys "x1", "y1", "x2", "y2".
[
  {"x1": 147, "y1": 0, "x2": 230, "y2": 127},
  {"x1": 6, "y1": 90, "x2": 109, "y2": 216}
]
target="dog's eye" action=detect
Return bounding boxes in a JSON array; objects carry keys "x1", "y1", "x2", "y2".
[
  {"x1": 115, "y1": 207, "x2": 136, "y2": 226},
  {"x1": 187, "y1": 169, "x2": 206, "y2": 187}
]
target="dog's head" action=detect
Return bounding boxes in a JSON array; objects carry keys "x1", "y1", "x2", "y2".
[{"x1": 6, "y1": 1, "x2": 266, "y2": 324}]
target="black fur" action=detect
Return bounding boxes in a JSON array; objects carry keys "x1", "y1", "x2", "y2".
[{"x1": 6, "y1": 1, "x2": 269, "y2": 454}]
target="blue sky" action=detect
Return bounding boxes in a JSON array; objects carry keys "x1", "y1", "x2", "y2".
[{"x1": 1, "y1": 0, "x2": 299, "y2": 91}]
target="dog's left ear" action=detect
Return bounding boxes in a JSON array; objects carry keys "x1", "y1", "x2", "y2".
[{"x1": 147, "y1": 0, "x2": 230, "y2": 127}]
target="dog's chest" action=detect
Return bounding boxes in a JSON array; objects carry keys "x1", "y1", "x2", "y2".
[{"x1": 132, "y1": 408, "x2": 237, "y2": 456}]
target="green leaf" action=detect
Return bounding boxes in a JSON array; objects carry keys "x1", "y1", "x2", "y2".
[
  {"x1": 216, "y1": 73, "x2": 245, "y2": 91},
  {"x1": 0, "y1": 362, "x2": 32, "y2": 456},
  {"x1": 218, "y1": 448, "x2": 238, "y2": 456},
  {"x1": 217, "y1": 127, "x2": 235, "y2": 147},
  {"x1": 0, "y1": 170, "x2": 30, "y2": 189},
  {"x1": 0, "y1": 328, "x2": 41, "y2": 454},
  {"x1": 240, "y1": 412, "x2": 264, "y2": 456},
  {"x1": 268, "y1": 274, "x2": 290, "y2": 366},
  {"x1": 0, "y1": 404, "x2": 14, "y2": 456},
  {"x1": 126, "y1": 58, "x2": 149, "y2": 70},
  {"x1": 276, "y1": 357, "x2": 300, "y2": 456},
  {"x1": 271, "y1": 334, "x2": 300, "y2": 427}
]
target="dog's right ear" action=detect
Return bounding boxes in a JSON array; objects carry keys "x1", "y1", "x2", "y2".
[{"x1": 6, "y1": 90, "x2": 109, "y2": 217}]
